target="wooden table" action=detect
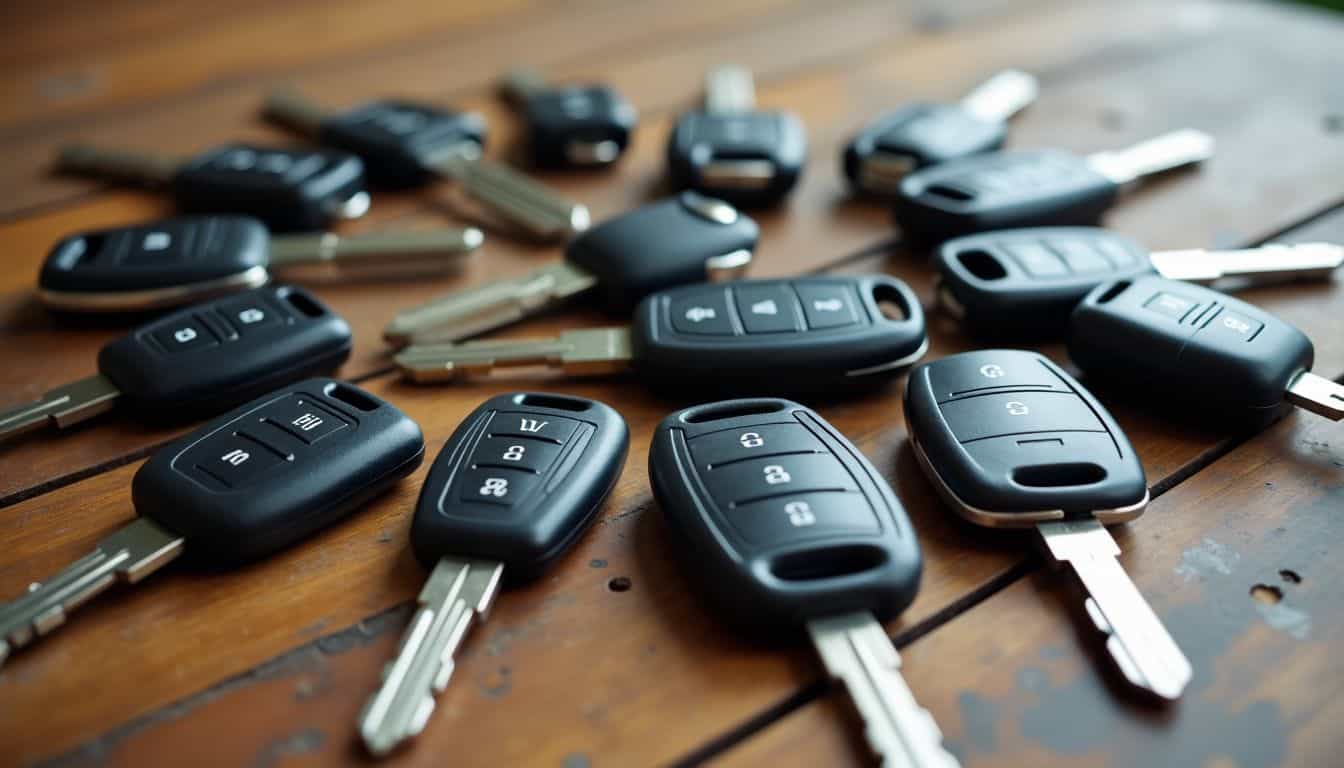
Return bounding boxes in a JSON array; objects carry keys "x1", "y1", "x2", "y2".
[{"x1": 2, "y1": 1, "x2": 1341, "y2": 765}]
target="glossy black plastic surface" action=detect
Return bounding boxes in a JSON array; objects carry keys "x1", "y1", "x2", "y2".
[
  {"x1": 904, "y1": 350, "x2": 1147, "y2": 518},
  {"x1": 843, "y1": 103, "x2": 1006, "y2": 193},
  {"x1": 133, "y1": 378, "x2": 425, "y2": 563},
  {"x1": 936, "y1": 227, "x2": 1153, "y2": 337},
  {"x1": 631, "y1": 275, "x2": 926, "y2": 395},
  {"x1": 411, "y1": 393, "x2": 628, "y2": 581},
  {"x1": 520, "y1": 85, "x2": 637, "y2": 168},
  {"x1": 1068, "y1": 276, "x2": 1314, "y2": 428},
  {"x1": 172, "y1": 144, "x2": 367, "y2": 232},
  {"x1": 98, "y1": 285, "x2": 352, "y2": 418},
  {"x1": 894, "y1": 149, "x2": 1118, "y2": 244},
  {"x1": 565, "y1": 193, "x2": 759, "y2": 312},
  {"x1": 650, "y1": 398, "x2": 922, "y2": 637},
  {"x1": 321, "y1": 100, "x2": 488, "y2": 187},
  {"x1": 39, "y1": 216, "x2": 270, "y2": 294},
  {"x1": 666, "y1": 111, "x2": 807, "y2": 207}
]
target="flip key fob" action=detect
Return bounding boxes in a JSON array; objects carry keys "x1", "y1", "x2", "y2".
[{"x1": 319, "y1": 100, "x2": 488, "y2": 187}]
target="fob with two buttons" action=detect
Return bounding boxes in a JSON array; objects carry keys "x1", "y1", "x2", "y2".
[
  {"x1": 0, "y1": 378, "x2": 425, "y2": 664},
  {"x1": 384, "y1": 193, "x2": 757, "y2": 347},
  {"x1": 57, "y1": 142, "x2": 369, "y2": 232},
  {"x1": 650, "y1": 399, "x2": 959, "y2": 767},
  {"x1": 0, "y1": 286, "x2": 351, "y2": 443},
  {"x1": 264, "y1": 89, "x2": 588, "y2": 241},
  {"x1": 894, "y1": 129, "x2": 1215, "y2": 244},
  {"x1": 844, "y1": 69, "x2": 1039, "y2": 196},
  {"x1": 904, "y1": 350, "x2": 1192, "y2": 700},
  {"x1": 38, "y1": 215, "x2": 485, "y2": 313},
  {"x1": 1069, "y1": 275, "x2": 1344, "y2": 428},
  {"x1": 394, "y1": 275, "x2": 928, "y2": 396},
  {"x1": 358, "y1": 393, "x2": 627, "y2": 756},
  {"x1": 934, "y1": 227, "x2": 1343, "y2": 337},
  {"x1": 500, "y1": 68, "x2": 638, "y2": 168},
  {"x1": 667, "y1": 66, "x2": 807, "y2": 207}
]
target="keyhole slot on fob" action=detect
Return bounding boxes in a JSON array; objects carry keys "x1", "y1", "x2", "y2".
[
  {"x1": 282, "y1": 289, "x2": 326, "y2": 318},
  {"x1": 512, "y1": 393, "x2": 591, "y2": 412},
  {"x1": 956, "y1": 249, "x2": 1009, "y2": 281},
  {"x1": 769, "y1": 544, "x2": 888, "y2": 582},
  {"x1": 1095, "y1": 280, "x2": 1131, "y2": 304},
  {"x1": 1011, "y1": 462, "x2": 1108, "y2": 488},
  {"x1": 324, "y1": 381, "x2": 379, "y2": 411},
  {"x1": 925, "y1": 183, "x2": 976, "y2": 202},
  {"x1": 682, "y1": 400, "x2": 787, "y2": 423},
  {"x1": 872, "y1": 283, "x2": 911, "y2": 321}
]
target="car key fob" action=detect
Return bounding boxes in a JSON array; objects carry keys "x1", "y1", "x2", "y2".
[
  {"x1": 317, "y1": 100, "x2": 488, "y2": 188},
  {"x1": 501, "y1": 70, "x2": 638, "y2": 169}
]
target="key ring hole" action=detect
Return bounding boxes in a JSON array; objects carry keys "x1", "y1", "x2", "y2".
[
  {"x1": 871, "y1": 283, "x2": 911, "y2": 322},
  {"x1": 955, "y1": 249, "x2": 1009, "y2": 281},
  {"x1": 1012, "y1": 462, "x2": 1107, "y2": 488},
  {"x1": 513, "y1": 393, "x2": 591, "y2": 412},
  {"x1": 1095, "y1": 280, "x2": 1131, "y2": 304},
  {"x1": 681, "y1": 400, "x2": 787, "y2": 423},
  {"x1": 323, "y1": 382, "x2": 380, "y2": 412},
  {"x1": 769, "y1": 545, "x2": 888, "y2": 582}
]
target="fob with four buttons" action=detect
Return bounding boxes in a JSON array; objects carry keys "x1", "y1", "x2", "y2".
[
  {"x1": 358, "y1": 393, "x2": 627, "y2": 756},
  {"x1": 1068, "y1": 275, "x2": 1344, "y2": 428},
  {"x1": 57, "y1": 143, "x2": 370, "y2": 232},
  {"x1": 934, "y1": 227, "x2": 1343, "y2": 337},
  {"x1": 394, "y1": 275, "x2": 928, "y2": 396},
  {"x1": 384, "y1": 192, "x2": 757, "y2": 346},
  {"x1": 265, "y1": 89, "x2": 588, "y2": 241},
  {"x1": 844, "y1": 69, "x2": 1038, "y2": 195},
  {"x1": 0, "y1": 285, "x2": 352, "y2": 442},
  {"x1": 904, "y1": 349, "x2": 1192, "y2": 700},
  {"x1": 38, "y1": 215, "x2": 485, "y2": 313},
  {"x1": 893, "y1": 129, "x2": 1214, "y2": 244},
  {"x1": 649, "y1": 398, "x2": 958, "y2": 767},
  {"x1": 500, "y1": 68, "x2": 638, "y2": 168},
  {"x1": 0, "y1": 377, "x2": 425, "y2": 664},
  {"x1": 667, "y1": 66, "x2": 807, "y2": 207}
]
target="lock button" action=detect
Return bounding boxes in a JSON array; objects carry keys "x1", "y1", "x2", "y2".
[
  {"x1": 688, "y1": 422, "x2": 824, "y2": 468},
  {"x1": 940, "y1": 391, "x2": 1104, "y2": 443}
]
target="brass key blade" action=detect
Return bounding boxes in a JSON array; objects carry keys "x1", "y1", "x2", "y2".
[
  {"x1": 395, "y1": 328, "x2": 633, "y2": 383},
  {"x1": 267, "y1": 227, "x2": 484, "y2": 269},
  {"x1": 0, "y1": 518, "x2": 183, "y2": 665},
  {"x1": 1149, "y1": 242, "x2": 1343, "y2": 285},
  {"x1": 57, "y1": 144, "x2": 180, "y2": 186},
  {"x1": 0, "y1": 374, "x2": 121, "y2": 442}
]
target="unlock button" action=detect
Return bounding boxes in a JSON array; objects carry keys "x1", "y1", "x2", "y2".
[{"x1": 940, "y1": 391, "x2": 1104, "y2": 443}]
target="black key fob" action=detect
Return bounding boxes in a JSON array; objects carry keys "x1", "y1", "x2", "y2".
[
  {"x1": 411, "y1": 392, "x2": 629, "y2": 581},
  {"x1": 133, "y1": 377, "x2": 425, "y2": 563},
  {"x1": 844, "y1": 104, "x2": 1006, "y2": 195},
  {"x1": 666, "y1": 111, "x2": 808, "y2": 207},
  {"x1": 519, "y1": 85, "x2": 637, "y2": 168},
  {"x1": 320, "y1": 100, "x2": 488, "y2": 187},
  {"x1": 649, "y1": 397, "x2": 922, "y2": 637}
]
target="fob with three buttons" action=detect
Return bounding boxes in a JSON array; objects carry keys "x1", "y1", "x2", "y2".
[
  {"x1": 650, "y1": 399, "x2": 958, "y2": 767},
  {"x1": 394, "y1": 275, "x2": 928, "y2": 396},
  {"x1": 934, "y1": 227, "x2": 1342, "y2": 336},
  {"x1": 384, "y1": 193, "x2": 757, "y2": 346},
  {"x1": 905, "y1": 350, "x2": 1191, "y2": 700},
  {"x1": 844, "y1": 69, "x2": 1038, "y2": 195},
  {"x1": 39, "y1": 215, "x2": 485, "y2": 313},
  {"x1": 667, "y1": 66, "x2": 807, "y2": 207},
  {"x1": 1069, "y1": 276, "x2": 1344, "y2": 428},
  {"x1": 0, "y1": 286, "x2": 351, "y2": 442},
  {"x1": 0, "y1": 378, "x2": 425, "y2": 664},
  {"x1": 500, "y1": 68, "x2": 638, "y2": 168},
  {"x1": 894, "y1": 129, "x2": 1214, "y2": 244},
  {"x1": 57, "y1": 142, "x2": 369, "y2": 232},
  {"x1": 359, "y1": 393, "x2": 627, "y2": 756},
  {"x1": 265, "y1": 88, "x2": 588, "y2": 241}
]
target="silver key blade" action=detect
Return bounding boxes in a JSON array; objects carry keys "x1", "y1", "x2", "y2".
[
  {"x1": 958, "y1": 69, "x2": 1039, "y2": 124},
  {"x1": 0, "y1": 374, "x2": 121, "y2": 442},
  {"x1": 422, "y1": 146, "x2": 590, "y2": 241},
  {"x1": 395, "y1": 327, "x2": 633, "y2": 383},
  {"x1": 382, "y1": 261, "x2": 599, "y2": 347},
  {"x1": 267, "y1": 227, "x2": 484, "y2": 270},
  {"x1": 808, "y1": 612, "x2": 962, "y2": 768},
  {"x1": 1085, "y1": 129, "x2": 1215, "y2": 185},
  {"x1": 358, "y1": 558, "x2": 504, "y2": 756},
  {"x1": 1149, "y1": 242, "x2": 1343, "y2": 285},
  {"x1": 57, "y1": 144, "x2": 180, "y2": 186},
  {"x1": 1285, "y1": 370, "x2": 1344, "y2": 420},
  {"x1": 705, "y1": 65, "x2": 756, "y2": 113},
  {"x1": 1037, "y1": 519, "x2": 1192, "y2": 700},
  {"x1": 0, "y1": 518, "x2": 183, "y2": 665}
]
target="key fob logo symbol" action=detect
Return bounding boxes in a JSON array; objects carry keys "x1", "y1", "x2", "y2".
[
  {"x1": 1006, "y1": 401, "x2": 1029, "y2": 416},
  {"x1": 518, "y1": 418, "x2": 548, "y2": 433},
  {"x1": 750, "y1": 300, "x2": 778, "y2": 316},
  {"x1": 173, "y1": 327, "x2": 198, "y2": 344},
  {"x1": 684, "y1": 306, "x2": 717, "y2": 323},
  {"x1": 238, "y1": 308, "x2": 266, "y2": 325},
  {"x1": 220, "y1": 449, "x2": 250, "y2": 466},
  {"x1": 812, "y1": 298, "x2": 844, "y2": 312},
  {"x1": 739, "y1": 431, "x2": 764, "y2": 448},
  {"x1": 479, "y1": 477, "x2": 510, "y2": 497},
  {"x1": 763, "y1": 464, "x2": 791, "y2": 485},
  {"x1": 980, "y1": 364, "x2": 1005, "y2": 379},
  {"x1": 142, "y1": 232, "x2": 172, "y2": 251},
  {"x1": 784, "y1": 500, "x2": 815, "y2": 527}
]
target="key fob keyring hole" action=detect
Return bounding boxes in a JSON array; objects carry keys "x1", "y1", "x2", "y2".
[{"x1": 768, "y1": 544, "x2": 890, "y2": 583}]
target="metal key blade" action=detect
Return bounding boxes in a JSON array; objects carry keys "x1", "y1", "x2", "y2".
[
  {"x1": 1086, "y1": 129, "x2": 1215, "y2": 185},
  {"x1": 1037, "y1": 519, "x2": 1192, "y2": 700},
  {"x1": 1285, "y1": 371, "x2": 1344, "y2": 420},
  {"x1": 383, "y1": 261, "x2": 599, "y2": 347},
  {"x1": 959, "y1": 69, "x2": 1039, "y2": 124},
  {"x1": 0, "y1": 518, "x2": 183, "y2": 665},
  {"x1": 0, "y1": 374, "x2": 121, "y2": 442},
  {"x1": 1149, "y1": 242, "x2": 1343, "y2": 285},
  {"x1": 359, "y1": 558, "x2": 504, "y2": 756},
  {"x1": 705, "y1": 65, "x2": 756, "y2": 113},
  {"x1": 267, "y1": 227, "x2": 485, "y2": 269},
  {"x1": 808, "y1": 613, "x2": 961, "y2": 768},
  {"x1": 57, "y1": 144, "x2": 180, "y2": 186},
  {"x1": 422, "y1": 145, "x2": 590, "y2": 240},
  {"x1": 395, "y1": 328, "x2": 633, "y2": 383}
]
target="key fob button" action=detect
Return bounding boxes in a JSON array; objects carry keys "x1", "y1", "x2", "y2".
[
  {"x1": 940, "y1": 391, "x2": 1104, "y2": 443},
  {"x1": 472, "y1": 436, "x2": 562, "y2": 473},
  {"x1": 926, "y1": 350, "x2": 1074, "y2": 401},
  {"x1": 734, "y1": 284, "x2": 800, "y2": 333},
  {"x1": 123, "y1": 223, "x2": 195, "y2": 265},
  {"x1": 670, "y1": 289, "x2": 735, "y2": 335},
  {"x1": 1143, "y1": 291, "x2": 1201, "y2": 320},
  {"x1": 457, "y1": 467, "x2": 541, "y2": 507},
  {"x1": 1051, "y1": 239, "x2": 1111, "y2": 274},
  {"x1": 795, "y1": 283, "x2": 859, "y2": 329},
  {"x1": 153, "y1": 317, "x2": 219, "y2": 353},
  {"x1": 185, "y1": 432, "x2": 286, "y2": 488},
  {"x1": 729, "y1": 491, "x2": 879, "y2": 548},
  {"x1": 1004, "y1": 241, "x2": 1068, "y2": 277},
  {"x1": 256, "y1": 395, "x2": 348, "y2": 444},
  {"x1": 217, "y1": 296, "x2": 285, "y2": 335},
  {"x1": 490, "y1": 411, "x2": 579, "y2": 444},
  {"x1": 1096, "y1": 237, "x2": 1140, "y2": 267},
  {"x1": 704, "y1": 454, "x2": 858, "y2": 506},
  {"x1": 688, "y1": 422, "x2": 826, "y2": 468},
  {"x1": 1202, "y1": 308, "x2": 1263, "y2": 341}
]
